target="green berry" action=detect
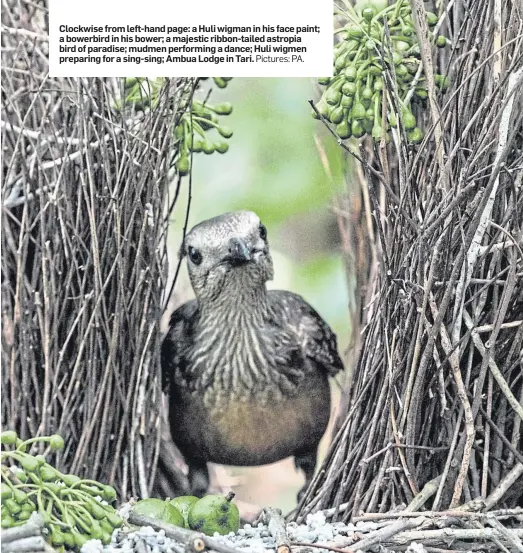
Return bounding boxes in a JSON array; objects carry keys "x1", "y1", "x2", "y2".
[
  {"x1": 351, "y1": 119, "x2": 365, "y2": 138},
  {"x1": 212, "y1": 77, "x2": 227, "y2": 88},
  {"x1": 435, "y1": 74, "x2": 450, "y2": 91},
  {"x1": 361, "y1": 7, "x2": 376, "y2": 22},
  {"x1": 427, "y1": 12, "x2": 438, "y2": 26},
  {"x1": 1, "y1": 514, "x2": 15, "y2": 528},
  {"x1": 315, "y1": 99, "x2": 330, "y2": 118},
  {"x1": 326, "y1": 87, "x2": 342, "y2": 105},
  {"x1": 344, "y1": 66, "x2": 357, "y2": 82},
  {"x1": 191, "y1": 140, "x2": 203, "y2": 153},
  {"x1": 213, "y1": 102, "x2": 233, "y2": 115},
  {"x1": 361, "y1": 87, "x2": 373, "y2": 108},
  {"x1": 341, "y1": 95, "x2": 354, "y2": 108},
  {"x1": 177, "y1": 156, "x2": 190, "y2": 175},
  {"x1": 217, "y1": 126, "x2": 233, "y2": 138},
  {"x1": 362, "y1": 118, "x2": 373, "y2": 133},
  {"x1": 202, "y1": 139, "x2": 215, "y2": 154},
  {"x1": 342, "y1": 81, "x2": 357, "y2": 96},
  {"x1": 40, "y1": 463, "x2": 59, "y2": 482},
  {"x1": 61, "y1": 474, "x2": 81, "y2": 486},
  {"x1": 396, "y1": 64, "x2": 408, "y2": 78},
  {"x1": 329, "y1": 106, "x2": 344, "y2": 124},
  {"x1": 4, "y1": 498, "x2": 21, "y2": 515},
  {"x1": 436, "y1": 35, "x2": 448, "y2": 47},
  {"x1": 214, "y1": 141, "x2": 229, "y2": 154},
  {"x1": 392, "y1": 51, "x2": 403, "y2": 66},
  {"x1": 12, "y1": 488, "x2": 28, "y2": 504},
  {"x1": 106, "y1": 511, "x2": 123, "y2": 528},
  {"x1": 407, "y1": 127, "x2": 424, "y2": 144},
  {"x1": 388, "y1": 112, "x2": 397, "y2": 127},
  {"x1": 345, "y1": 27, "x2": 364, "y2": 39},
  {"x1": 334, "y1": 52, "x2": 349, "y2": 71},
  {"x1": 336, "y1": 120, "x2": 351, "y2": 139},
  {"x1": 394, "y1": 40, "x2": 410, "y2": 53},
  {"x1": 402, "y1": 110, "x2": 416, "y2": 130},
  {"x1": 1, "y1": 431, "x2": 18, "y2": 445},
  {"x1": 18, "y1": 454, "x2": 39, "y2": 473},
  {"x1": 352, "y1": 103, "x2": 366, "y2": 120},
  {"x1": 1, "y1": 483, "x2": 12, "y2": 500},
  {"x1": 51, "y1": 527, "x2": 65, "y2": 547},
  {"x1": 49, "y1": 434, "x2": 65, "y2": 451}
]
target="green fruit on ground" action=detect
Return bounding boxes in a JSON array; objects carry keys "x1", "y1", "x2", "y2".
[
  {"x1": 188, "y1": 492, "x2": 240, "y2": 536},
  {"x1": 132, "y1": 498, "x2": 184, "y2": 527},
  {"x1": 169, "y1": 496, "x2": 199, "y2": 528}
]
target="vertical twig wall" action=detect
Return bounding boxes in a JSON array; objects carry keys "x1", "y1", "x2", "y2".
[
  {"x1": 1, "y1": 0, "x2": 194, "y2": 498},
  {"x1": 299, "y1": 0, "x2": 523, "y2": 519}
]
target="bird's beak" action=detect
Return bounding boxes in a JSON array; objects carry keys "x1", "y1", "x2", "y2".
[{"x1": 226, "y1": 237, "x2": 252, "y2": 265}]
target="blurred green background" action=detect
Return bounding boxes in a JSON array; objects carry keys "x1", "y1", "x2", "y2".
[{"x1": 169, "y1": 77, "x2": 350, "y2": 512}]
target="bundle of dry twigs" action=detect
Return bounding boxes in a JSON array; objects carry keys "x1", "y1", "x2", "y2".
[
  {"x1": 1, "y1": 0, "x2": 195, "y2": 497},
  {"x1": 299, "y1": 0, "x2": 523, "y2": 521}
]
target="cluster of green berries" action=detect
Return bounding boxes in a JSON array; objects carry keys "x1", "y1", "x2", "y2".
[
  {"x1": 314, "y1": 0, "x2": 450, "y2": 143},
  {"x1": 200, "y1": 77, "x2": 233, "y2": 89},
  {"x1": 1, "y1": 431, "x2": 122, "y2": 550},
  {"x1": 175, "y1": 99, "x2": 234, "y2": 176},
  {"x1": 120, "y1": 77, "x2": 163, "y2": 111},
  {"x1": 118, "y1": 76, "x2": 234, "y2": 177}
]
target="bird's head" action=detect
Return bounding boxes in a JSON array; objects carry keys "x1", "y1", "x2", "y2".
[{"x1": 181, "y1": 211, "x2": 274, "y2": 303}]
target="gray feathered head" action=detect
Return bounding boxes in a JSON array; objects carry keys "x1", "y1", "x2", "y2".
[{"x1": 181, "y1": 211, "x2": 274, "y2": 301}]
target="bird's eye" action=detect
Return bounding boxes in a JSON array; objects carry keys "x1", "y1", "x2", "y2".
[
  {"x1": 259, "y1": 224, "x2": 267, "y2": 240},
  {"x1": 187, "y1": 246, "x2": 203, "y2": 265}
]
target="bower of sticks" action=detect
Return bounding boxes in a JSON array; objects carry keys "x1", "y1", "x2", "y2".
[
  {"x1": 294, "y1": 0, "x2": 523, "y2": 549},
  {"x1": 2, "y1": 0, "x2": 523, "y2": 551},
  {"x1": 1, "y1": 0, "x2": 201, "y2": 498}
]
